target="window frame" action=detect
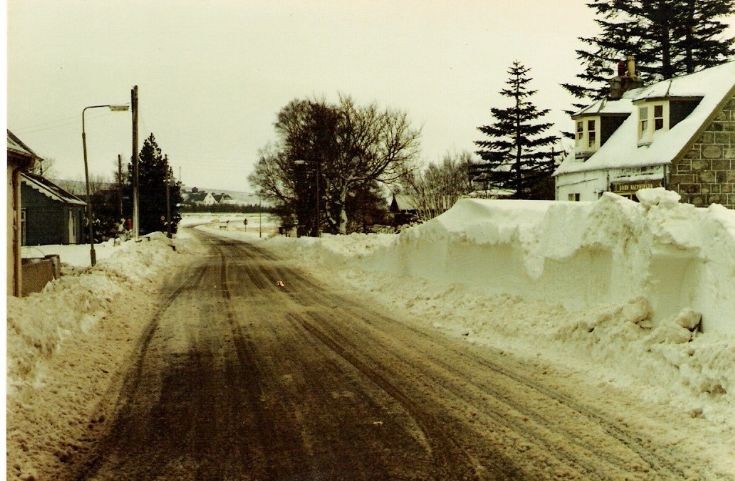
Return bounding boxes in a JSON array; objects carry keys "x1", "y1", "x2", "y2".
[
  {"x1": 638, "y1": 101, "x2": 669, "y2": 144},
  {"x1": 574, "y1": 116, "x2": 600, "y2": 154},
  {"x1": 654, "y1": 104, "x2": 664, "y2": 131},
  {"x1": 587, "y1": 119, "x2": 597, "y2": 148}
]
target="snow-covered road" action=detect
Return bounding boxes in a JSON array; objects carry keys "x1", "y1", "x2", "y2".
[{"x1": 47, "y1": 229, "x2": 708, "y2": 480}]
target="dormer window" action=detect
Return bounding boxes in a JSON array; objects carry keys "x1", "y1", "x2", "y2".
[{"x1": 574, "y1": 116, "x2": 600, "y2": 159}]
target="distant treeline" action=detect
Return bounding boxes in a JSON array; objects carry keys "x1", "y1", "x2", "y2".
[{"x1": 181, "y1": 203, "x2": 273, "y2": 213}]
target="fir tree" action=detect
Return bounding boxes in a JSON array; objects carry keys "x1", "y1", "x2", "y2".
[
  {"x1": 676, "y1": 0, "x2": 735, "y2": 73},
  {"x1": 474, "y1": 61, "x2": 558, "y2": 199},
  {"x1": 563, "y1": 0, "x2": 734, "y2": 105},
  {"x1": 125, "y1": 134, "x2": 183, "y2": 235}
]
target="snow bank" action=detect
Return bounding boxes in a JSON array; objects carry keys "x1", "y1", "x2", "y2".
[
  {"x1": 22, "y1": 240, "x2": 121, "y2": 267},
  {"x1": 7, "y1": 233, "x2": 181, "y2": 388},
  {"x1": 251, "y1": 191, "x2": 735, "y2": 427},
  {"x1": 369, "y1": 190, "x2": 735, "y2": 336}
]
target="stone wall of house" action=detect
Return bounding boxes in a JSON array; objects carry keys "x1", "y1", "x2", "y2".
[{"x1": 669, "y1": 92, "x2": 735, "y2": 209}]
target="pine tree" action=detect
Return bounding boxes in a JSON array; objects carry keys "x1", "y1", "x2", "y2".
[
  {"x1": 125, "y1": 134, "x2": 183, "y2": 235},
  {"x1": 474, "y1": 61, "x2": 558, "y2": 199},
  {"x1": 563, "y1": 0, "x2": 734, "y2": 105},
  {"x1": 676, "y1": 0, "x2": 735, "y2": 73}
]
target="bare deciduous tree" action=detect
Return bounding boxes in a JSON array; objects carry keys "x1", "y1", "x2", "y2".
[
  {"x1": 400, "y1": 151, "x2": 473, "y2": 221},
  {"x1": 250, "y1": 96, "x2": 420, "y2": 235}
]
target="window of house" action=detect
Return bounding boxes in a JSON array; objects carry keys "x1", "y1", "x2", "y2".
[
  {"x1": 587, "y1": 119, "x2": 596, "y2": 148},
  {"x1": 639, "y1": 106, "x2": 648, "y2": 136},
  {"x1": 654, "y1": 104, "x2": 664, "y2": 130},
  {"x1": 576, "y1": 121, "x2": 583, "y2": 141},
  {"x1": 568, "y1": 193, "x2": 580, "y2": 201}
]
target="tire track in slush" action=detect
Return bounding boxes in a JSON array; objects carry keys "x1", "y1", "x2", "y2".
[
  {"x1": 288, "y1": 312, "x2": 493, "y2": 481},
  {"x1": 72, "y1": 262, "x2": 209, "y2": 481},
  {"x1": 216, "y1": 247, "x2": 313, "y2": 481}
]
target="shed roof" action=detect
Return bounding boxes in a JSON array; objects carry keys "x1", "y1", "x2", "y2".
[{"x1": 21, "y1": 172, "x2": 86, "y2": 206}]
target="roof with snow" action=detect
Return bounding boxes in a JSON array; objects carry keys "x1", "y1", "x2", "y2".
[
  {"x1": 572, "y1": 98, "x2": 632, "y2": 117},
  {"x1": 7, "y1": 130, "x2": 43, "y2": 171},
  {"x1": 390, "y1": 194, "x2": 417, "y2": 212},
  {"x1": 21, "y1": 172, "x2": 86, "y2": 206},
  {"x1": 556, "y1": 61, "x2": 735, "y2": 176},
  {"x1": 213, "y1": 193, "x2": 233, "y2": 202},
  {"x1": 7, "y1": 130, "x2": 40, "y2": 159}
]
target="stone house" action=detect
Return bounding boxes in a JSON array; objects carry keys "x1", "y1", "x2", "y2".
[{"x1": 554, "y1": 60, "x2": 735, "y2": 208}]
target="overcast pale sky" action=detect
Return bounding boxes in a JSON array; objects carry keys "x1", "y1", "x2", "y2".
[{"x1": 6, "y1": 1, "x2": 734, "y2": 191}]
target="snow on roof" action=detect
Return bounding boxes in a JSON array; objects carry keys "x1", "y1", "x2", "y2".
[
  {"x1": 392, "y1": 194, "x2": 417, "y2": 211},
  {"x1": 7, "y1": 130, "x2": 41, "y2": 160},
  {"x1": 556, "y1": 61, "x2": 735, "y2": 176},
  {"x1": 21, "y1": 173, "x2": 86, "y2": 206},
  {"x1": 573, "y1": 98, "x2": 632, "y2": 117}
]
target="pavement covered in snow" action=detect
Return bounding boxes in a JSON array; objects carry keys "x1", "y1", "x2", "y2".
[{"x1": 7, "y1": 191, "x2": 735, "y2": 479}]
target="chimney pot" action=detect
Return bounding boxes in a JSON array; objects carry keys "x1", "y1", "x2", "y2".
[{"x1": 627, "y1": 55, "x2": 636, "y2": 78}]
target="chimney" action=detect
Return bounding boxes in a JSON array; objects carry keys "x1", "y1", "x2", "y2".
[
  {"x1": 609, "y1": 55, "x2": 643, "y2": 100},
  {"x1": 626, "y1": 55, "x2": 637, "y2": 79}
]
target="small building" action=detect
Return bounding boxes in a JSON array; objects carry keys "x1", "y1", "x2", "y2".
[
  {"x1": 7, "y1": 130, "x2": 39, "y2": 295},
  {"x1": 555, "y1": 59, "x2": 735, "y2": 207},
  {"x1": 21, "y1": 172, "x2": 86, "y2": 245},
  {"x1": 213, "y1": 193, "x2": 233, "y2": 204},
  {"x1": 389, "y1": 193, "x2": 418, "y2": 225},
  {"x1": 188, "y1": 191, "x2": 216, "y2": 206}
]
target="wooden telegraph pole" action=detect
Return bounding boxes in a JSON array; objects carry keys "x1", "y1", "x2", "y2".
[
  {"x1": 165, "y1": 167, "x2": 172, "y2": 238},
  {"x1": 131, "y1": 85, "x2": 139, "y2": 238},
  {"x1": 117, "y1": 154, "x2": 123, "y2": 218}
]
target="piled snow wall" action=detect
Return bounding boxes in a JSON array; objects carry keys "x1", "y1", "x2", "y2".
[{"x1": 363, "y1": 190, "x2": 735, "y2": 336}]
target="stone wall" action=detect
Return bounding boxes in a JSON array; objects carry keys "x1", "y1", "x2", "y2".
[{"x1": 670, "y1": 93, "x2": 735, "y2": 209}]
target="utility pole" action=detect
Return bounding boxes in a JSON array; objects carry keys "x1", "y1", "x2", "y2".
[
  {"x1": 165, "y1": 167, "x2": 172, "y2": 238},
  {"x1": 315, "y1": 157, "x2": 321, "y2": 237},
  {"x1": 131, "y1": 85, "x2": 139, "y2": 238},
  {"x1": 117, "y1": 154, "x2": 123, "y2": 218}
]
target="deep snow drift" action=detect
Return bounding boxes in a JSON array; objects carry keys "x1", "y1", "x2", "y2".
[{"x1": 374, "y1": 189, "x2": 735, "y2": 336}]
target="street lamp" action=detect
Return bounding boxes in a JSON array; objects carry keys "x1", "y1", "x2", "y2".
[{"x1": 82, "y1": 104, "x2": 130, "y2": 266}]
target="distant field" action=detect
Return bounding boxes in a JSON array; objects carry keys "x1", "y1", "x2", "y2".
[{"x1": 180, "y1": 212, "x2": 280, "y2": 232}]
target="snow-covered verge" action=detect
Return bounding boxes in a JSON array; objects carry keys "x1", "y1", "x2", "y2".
[
  {"x1": 7, "y1": 232, "x2": 196, "y2": 481},
  {"x1": 206, "y1": 190, "x2": 735, "y2": 477},
  {"x1": 21, "y1": 239, "x2": 122, "y2": 268}
]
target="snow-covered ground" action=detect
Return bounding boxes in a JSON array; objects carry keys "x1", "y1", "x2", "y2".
[
  {"x1": 18, "y1": 213, "x2": 279, "y2": 268},
  {"x1": 7, "y1": 233, "x2": 202, "y2": 480},
  {"x1": 8, "y1": 191, "x2": 735, "y2": 479},
  {"x1": 199, "y1": 189, "x2": 735, "y2": 477}
]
